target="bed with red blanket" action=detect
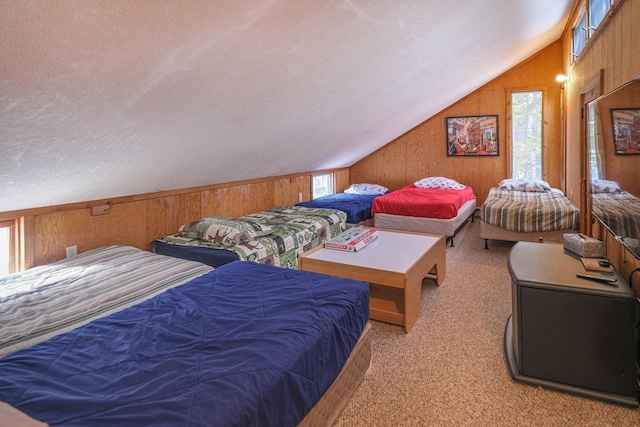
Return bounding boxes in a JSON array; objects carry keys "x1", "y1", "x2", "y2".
[{"x1": 372, "y1": 177, "x2": 476, "y2": 246}]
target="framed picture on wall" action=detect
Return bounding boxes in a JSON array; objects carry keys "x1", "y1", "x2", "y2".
[
  {"x1": 446, "y1": 115, "x2": 499, "y2": 156},
  {"x1": 611, "y1": 109, "x2": 640, "y2": 155}
]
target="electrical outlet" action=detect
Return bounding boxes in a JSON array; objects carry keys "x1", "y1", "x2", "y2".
[
  {"x1": 298, "y1": 192, "x2": 303, "y2": 202},
  {"x1": 66, "y1": 245, "x2": 78, "y2": 258}
]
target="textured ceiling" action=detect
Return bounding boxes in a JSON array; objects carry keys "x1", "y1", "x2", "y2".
[{"x1": 0, "y1": 0, "x2": 573, "y2": 212}]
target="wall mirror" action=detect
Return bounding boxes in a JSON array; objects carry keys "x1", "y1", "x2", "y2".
[{"x1": 587, "y1": 77, "x2": 640, "y2": 259}]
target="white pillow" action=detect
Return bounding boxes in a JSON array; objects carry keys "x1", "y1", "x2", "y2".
[
  {"x1": 498, "y1": 178, "x2": 551, "y2": 192},
  {"x1": 591, "y1": 179, "x2": 621, "y2": 193},
  {"x1": 344, "y1": 183, "x2": 388, "y2": 195},
  {"x1": 414, "y1": 177, "x2": 466, "y2": 190}
]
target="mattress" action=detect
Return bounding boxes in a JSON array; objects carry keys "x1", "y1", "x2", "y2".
[
  {"x1": 296, "y1": 193, "x2": 381, "y2": 224},
  {"x1": 0, "y1": 261, "x2": 370, "y2": 427},
  {"x1": 298, "y1": 322, "x2": 372, "y2": 426},
  {"x1": 372, "y1": 184, "x2": 476, "y2": 219},
  {"x1": 481, "y1": 187, "x2": 579, "y2": 232},
  {"x1": 374, "y1": 198, "x2": 476, "y2": 237},
  {"x1": 150, "y1": 240, "x2": 239, "y2": 268},
  {"x1": 479, "y1": 220, "x2": 572, "y2": 244},
  {"x1": 0, "y1": 245, "x2": 213, "y2": 358}
]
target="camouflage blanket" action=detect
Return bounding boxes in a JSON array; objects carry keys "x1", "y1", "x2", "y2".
[{"x1": 155, "y1": 206, "x2": 346, "y2": 269}]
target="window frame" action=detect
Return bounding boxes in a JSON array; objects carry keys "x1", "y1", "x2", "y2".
[
  {"x1": 508, "y1": 89, "x2": 546, "y2": 181},
  {"x1": 571, "y1": 10, "x2": 587, "y2": 63},
  {"x1": 571, "y1": 0, "x2": 617, "y2": 63},
  {"x1": 0, "y1": 219, "x2": 18, "y2": 276},
  {"x1": 311, "y1": 172, "x2": 335, "y2": 200}
]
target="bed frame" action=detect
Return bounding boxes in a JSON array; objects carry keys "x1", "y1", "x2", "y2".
[
  {"x1": 373, "y1": 199, "x2": 477, "y2": 246},
  {"x1": 347, "y1": 218, "x2": 374, "y2": 229},
  {"x1": 479, "y1": 219, "x2": 574, "y2": 249},
  {"x1": 298, "y1": 322, "x2": 372, "y2": 426}
]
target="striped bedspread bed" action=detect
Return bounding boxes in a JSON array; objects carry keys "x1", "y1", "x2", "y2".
[
  {"x1": 592, "y1": 191, "x2": 640, "y2": 240},
  {"x1": 481, "y1": 188, "x2": 579, "y2": 232},
  {"x1": 0, "y1": 245, "x2": 213, "y2": 358}
]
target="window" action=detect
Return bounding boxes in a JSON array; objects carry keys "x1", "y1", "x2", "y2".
[
  {"x1": 589, "y1": 0, "x2": 611, "y2": 36},
  {"x1": 587, "y1": 102, "x2": 601, "y2": 180},
  {"x1": 571, "y1": 0, "x2": 614, "y2": 62},
  {"x1": 0, "y1": 220, "x2": 16, "y2": 277},
  {"x1": 312, "y1": 172, "x2": 334, "y2": 199},
  {"x1": 511, "y1": 91, "x2": 543, "y2": 180},
  {"x1": 572, "y1": 12, "x2": 587, "y2": 61}
]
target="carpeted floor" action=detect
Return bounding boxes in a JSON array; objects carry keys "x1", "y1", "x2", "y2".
[{"x1": 333, "y1": 218, "x2": 640, "y2": 426}]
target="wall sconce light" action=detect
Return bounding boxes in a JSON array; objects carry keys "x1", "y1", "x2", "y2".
[{"x1": 556, "y1": 74, "x2": 568, "y2": 83}]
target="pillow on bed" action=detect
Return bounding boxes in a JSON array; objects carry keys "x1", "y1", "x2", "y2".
[
  {"x1": 179, "y1": 218, "x2": 273, "y2": 246},
  {"x1": 344, "y1": 183, "x2": 389, "y2": 195},
  {"x1": 414, "y1": 177, "x2": 466, "y2": 190},
  {"x1": 591, "y1": 179, "x2": 621, "y2": 193},
  {"x1": 498, "y1": 178, "x2": 551, "y2": 192}
]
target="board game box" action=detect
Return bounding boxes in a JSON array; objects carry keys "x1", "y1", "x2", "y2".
[{"x1": 324, "y1": 226, "x2": 379, "y2": 252}]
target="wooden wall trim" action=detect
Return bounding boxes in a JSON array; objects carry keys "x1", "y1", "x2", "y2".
[
  {"x1": 578, "y1": 69, "x2": 604, "y2": 97},
  {"x1": 7, "y1": 168, "x2": 349, "y2": 267},
  {"x1": 0, "y1": 167, "x2": 350, "y2": 222},
  {"x1": 19, "y1": 216, "x2": 34, "y2": 271},
  {"x1": 578, "y1": 69, "x2": 604, "y2": 234}
]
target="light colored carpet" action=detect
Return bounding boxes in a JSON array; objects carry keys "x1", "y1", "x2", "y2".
[{"x1": 334, "y1": 218, "x2": 640, "y2": 426}]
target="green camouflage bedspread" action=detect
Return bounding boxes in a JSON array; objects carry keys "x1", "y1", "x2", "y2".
[{"x1": 156, "y1": 206, "x2": 346, "y2": 269}]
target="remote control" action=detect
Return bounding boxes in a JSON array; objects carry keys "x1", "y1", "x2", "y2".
[{"x1": 576, "y1": 273, "x2": 618, "y2": 285}]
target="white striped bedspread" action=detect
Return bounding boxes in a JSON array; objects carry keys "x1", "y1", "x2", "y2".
[
  {"x1": 481, "y1": 188, "x2": 579, "y2": 232},
  {"x1": 0, "y1": 245, "x2": 213, "y2": 358}
]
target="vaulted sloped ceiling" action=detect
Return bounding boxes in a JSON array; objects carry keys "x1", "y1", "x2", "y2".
[{"x1": 0, "y1": 0, "x2": 572, "y2": 212}]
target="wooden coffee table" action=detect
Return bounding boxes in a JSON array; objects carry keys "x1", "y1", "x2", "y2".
[{"x1": 299, "y1": 229, "x2": 446, "y2": 332}]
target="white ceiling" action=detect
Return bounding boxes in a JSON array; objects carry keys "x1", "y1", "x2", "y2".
[{"x1": 0, "y1": 0, "x2": 573, "y2": 212}]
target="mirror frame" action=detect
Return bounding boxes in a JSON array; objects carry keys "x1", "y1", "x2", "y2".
[
  {"x1": 579, "y1": 70, "x2": 604, "y2": 237},
  {"x1": 587, "y1": 76, "x2": 640, "y2": 260}
]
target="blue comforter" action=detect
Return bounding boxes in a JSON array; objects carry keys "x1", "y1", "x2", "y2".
[
  {"x1": 0, "y1": 261, "x2": 369, "y2": 427},
  {"x1": 296, "y1": 193, "x2": 381, "y2": 224}
]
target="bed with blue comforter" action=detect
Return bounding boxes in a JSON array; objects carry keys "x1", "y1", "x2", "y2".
[
  {"x1": 0, "y1": 252, "x2": 370, "y2": 426},
  {"x1": 296, "y1": 192, "x2": 381, "y2": 224}
]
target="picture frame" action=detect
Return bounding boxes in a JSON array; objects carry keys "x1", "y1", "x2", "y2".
[
  {"x1": 611, "y1": 108, "x2": 640, "y2": 155},
  {"x1": 446, "y1": 115, "x2": 499, "y2": 156}
]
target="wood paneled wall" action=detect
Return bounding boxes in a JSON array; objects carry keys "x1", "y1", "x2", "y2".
[
  {"x1": 562, "y1": 0, "x2": 639, "y2": 208},
  {"x1": 8, "y1": 168, "x2": 349, "y2": 268},
  {"x1": 562, "y1": 0, "x2": 640, "y2": 292},
  {"x1": 350, "y1": 40, "x2": 565, "y2": 207}
]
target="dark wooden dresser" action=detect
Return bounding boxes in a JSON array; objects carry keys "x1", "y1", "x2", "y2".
[{"x1": 505, "y1": 241, "x2": 639, "y2": 406}]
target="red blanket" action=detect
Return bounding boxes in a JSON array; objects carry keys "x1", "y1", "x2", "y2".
[{"x1": 371, "y1": 184, "x2": 476, "y2": 219}]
